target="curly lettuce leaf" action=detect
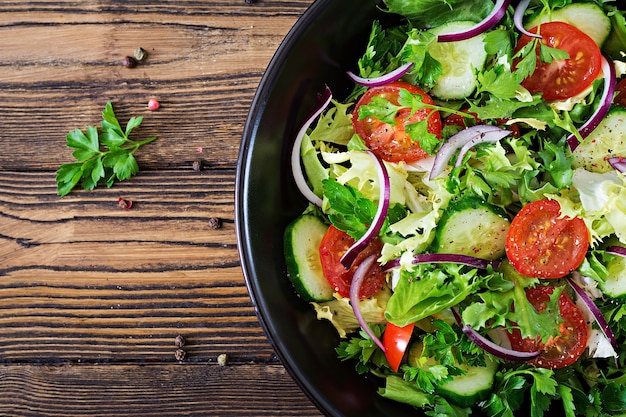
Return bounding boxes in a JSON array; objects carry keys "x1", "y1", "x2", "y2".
[{"x1": 385, "y1": 263, "x2": 482, "y2": 327}]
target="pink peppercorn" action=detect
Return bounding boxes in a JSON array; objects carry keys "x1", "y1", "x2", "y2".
[{"x1": 148, "y1": 98, "x2": 160, "y2": 111}]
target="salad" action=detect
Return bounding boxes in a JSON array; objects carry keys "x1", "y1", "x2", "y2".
[{"x1": 283, "y1": 0, "x2": 626, "y2": 415}]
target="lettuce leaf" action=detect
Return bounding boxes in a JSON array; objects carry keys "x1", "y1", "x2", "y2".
[{"x1": 385, "y1": 263, "x2": 481, "y2": 326}]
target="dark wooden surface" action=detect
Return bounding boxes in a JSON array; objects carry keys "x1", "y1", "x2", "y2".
[{"x1": 0, "y1": 1, "x2": 324, "y2": 415}]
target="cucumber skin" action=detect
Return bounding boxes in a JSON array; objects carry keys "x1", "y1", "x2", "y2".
[{"x1": 284, "y1": 215, "x2": 334, "y2": 302}]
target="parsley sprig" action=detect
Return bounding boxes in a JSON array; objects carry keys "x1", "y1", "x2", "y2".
[{"x1": 56, "y1": 102, "x2": 157, "y2": 196}]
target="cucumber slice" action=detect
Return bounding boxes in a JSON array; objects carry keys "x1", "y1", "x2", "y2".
[
  {"x1": 572, "y1": 107, "x2": 626, "y2": 173},
  {"x1": 436, "y1": 357, "x2": 498, "y2": 407},
  {"x1": 431, "y1": 196, "x2": 510, "y2": 260},
  {"x1": 407, "y1": 341, "x2": 497, "y2": 408},
  {"x1": 526, "y1": 3, "x2": 612, "y2": 46},
  {"x1": 602, "y1": 11, "x2": 626, "y2": 59},
  {"x1": 284, "y1": 215, "x2": 334, "y2": 302},
  {"x1": 599, "y1": 251, "x2": 626, "y2": 300},
  {"x1": 427, "y1": 21, "x2": 488, "y2": 100}
]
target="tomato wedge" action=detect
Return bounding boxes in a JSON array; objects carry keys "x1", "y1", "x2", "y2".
[
  {"x1": 505, "y1": 199, "x2": 589, "y2": 278},
  {"x1": 383, "y1": 322, "x2": 415, "y2": 372},
  {"x1": 352, "y1": 81, "x2": 442, "y2": 163},
  {"x1": 514, "y1": 22, "x2": 602, "y2": 100},
  {"x1": 508, "y1": 285, "x2": 588, "y2": 369},
  {"x1": 319, "y1": 225, "x2": 386, "y2": 299}
]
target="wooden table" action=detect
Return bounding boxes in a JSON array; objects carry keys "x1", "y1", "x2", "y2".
[{"x1": 0, "y1": 1, "x2": 324, "y2": 415}]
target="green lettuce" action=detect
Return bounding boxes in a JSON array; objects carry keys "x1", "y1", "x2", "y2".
[{"x1": 385, "y1": 263, "x2": 482, "y2": 326}]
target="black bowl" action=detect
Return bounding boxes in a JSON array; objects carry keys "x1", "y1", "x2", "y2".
[{"x1": 235, "y1": 0, "x2": 419, "y2": 415}]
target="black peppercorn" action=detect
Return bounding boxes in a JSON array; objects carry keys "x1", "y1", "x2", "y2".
[
  {"x1": 208, "y1": 217, "x2": 222, "y2": 230},
  {"x1": 122, "y1": 56, "x2": 137, "y2": 68}
]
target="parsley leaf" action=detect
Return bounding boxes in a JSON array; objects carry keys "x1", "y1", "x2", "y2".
[{"x1": 56, "y1": 102, "x2": 157, "y2": 196}]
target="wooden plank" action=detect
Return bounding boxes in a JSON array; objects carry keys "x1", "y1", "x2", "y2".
[
  {"x1": 0, "y1": 170, "x2": 281, "y2": 361},
  {"x1": 0, "y1": 0, "x2": 314, "y2": 170},
  {"x1": 0, "y1": 363, "x2": 324, "y2": 416}
]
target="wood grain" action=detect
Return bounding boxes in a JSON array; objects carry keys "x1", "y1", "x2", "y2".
[
  {"x1": 0, "y1": 363, "x2": 323, "y2": 416},
  {"x1": 0, "y1": 0, "x2": 325, "y2": 415}
]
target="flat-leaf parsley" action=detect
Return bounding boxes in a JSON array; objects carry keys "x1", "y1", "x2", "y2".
[{"x1": 56, "y1": 102, "x2": 157, "y2": 196}]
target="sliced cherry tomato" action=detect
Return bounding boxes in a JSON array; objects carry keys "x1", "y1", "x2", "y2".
[
  {"x1": 383, "y1": 322, "x2": 415, "y2": 372},
  {"x1": 319, "y1": 225, "x2": 386, "y2": 299},
  {"x1": 505, "y1": 199, "x2": 589, "y2": 278},
  {"x1": 443, "y1": 112, "x2": 520, "y2": 137},
  {"x1": 514, "y1": 22, "x2": 602, "y2": 100},
  {"x1": 352, "y1": 81, "x2": 442, "y2": 163},
  {"x1": 615, "y1": 78, "x2": 626, "y2": 107},
  {"x1": 508, "y1": 285, "x2": 588, "y2": 369}
]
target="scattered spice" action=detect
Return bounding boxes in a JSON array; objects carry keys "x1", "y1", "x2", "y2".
[
  {"x1": 175, "y1": 349, "x2": 187, "y2": 361},
  {"x1": 192, "y1": 159, "x2": 202, "y2": 172},
  {"x1": 197, "y1": 147, "x2": 203, "y2": 153},
  {"x1": 148, "y1": 98, "x2": 160, "y2": 111},
  {"x1": 134, "y1": 47, "x2": 148, "y2": 61},
  {"x1": 117, "y1": 197, "x2": 133, "y2": 210},
  {"x1": 217, "y1": 353, "x2": 229, "y2": 366},
  {"x1": 122, "y1": 56, "x2": 137, "y2": 68},
  {"x1": 175, "y1": 335, "x2": 186, "y2": 348},
  {"x1": 208, "y1": 217, "x2": 222, "y2": 230}
]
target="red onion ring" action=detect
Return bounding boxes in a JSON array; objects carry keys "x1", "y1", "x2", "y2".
[
  {"x1": 567, "y1": 276, "x2": 618, "y2": 350},
  {"x1": 437, "y1": 0, "x2": 510, "y2": 42},
  {"x1": 608, "y1": 157, "x2": 626, "y2": 174},
  {"x1": 452, "y1": 308, "x2": 541, "y2": 361},
  {"x1": 606, "y1": 246, "x2": 626, "y2": 258},
  {"x1": 513, "y1": 0, "x2": 542, "y2": 39},
  {"x1": 382, "y1": 253, "x2": 500, "y2": 273},
  {"x1": 340, "y1": 150, "x2": 391, "y2": 268},
  {"x1": 455, "y1": 129, "x2": 511, "y2": 167},
  {"x1": 346, "y1": 63, "x2": 414, "y2": 87},
  {"x1": 290, "y1": 86, "x2": 333, "y2": 207},
  {"x1": 567, "y1": 55, "x2": 617, "y2": 151},
  {"x1": 429, "y1": 125, "x2": 508, "y2": 180},
  {"x1": 350, "y1": 254, "x2": 386, "y2": 352}
]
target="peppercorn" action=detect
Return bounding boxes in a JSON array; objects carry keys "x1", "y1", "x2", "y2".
[
  {"x1": 148, "y1": 98, "x2": 160, "y2": 111},
  {"x1": 122, "y1": 56, "x2": 137, "y2": 68},
  {"x1": 208, "y1": 217, "x2": 222, "y2": 230},
  {"x1": 175, "y1": 335, "x2": 186, "y2": 348},
  {"x1": 117, "y1": 197, "x2": 133, "y2": 210},
  {"x1": 175, "y1": 349, "x2": 186, "y2": 361},
  {"x1": 217, "y1": 353, "x2": 229, "y2": 366},
  {"x1": 134, "y1": 47, "x2": 148, "y2": 61}
]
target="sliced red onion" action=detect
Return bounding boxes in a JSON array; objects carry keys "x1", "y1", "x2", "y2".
[
  {"x1": 437, "y1": 0, "x2": 510, "y2": 42},
  {"x1": 346, "y1": 63, "x2": 414, "y2": 87},
  {"x1": 382, "y1": 253, "x2": 500, "y2": 273},
  {"x1": 452, "y1": 308, "x2": 541, "y2": 361},
  {"x1": 290, "y1": 85, "x2": 333, "y2": 207},
  {"x1": 350, "y1": 254, "x2": 386, "y2": 352},
  {"x1": 606, "y1": 246, "x2": 626, "y2": 258},
  {"x1": 454, "y1": 129, "x2": 511, "y2": 167},
  {"x1": 429, "y1": 125, "x2": 507, "y2": 180},
  {"x1": 513, "y1": 0, "x2": 542, "y2": 39},
  {"x1": 608, "y1": 157, "x2": 626, "y2": 173},
  {"x1": 567, "y1": 55, "x2": 616, "y2": 151},
  {"x1": 567, "y1": 276, "x2": 618, "y2": 350},
  {"x1": 340, "y1": 150, "x2": 391, "y2": 268}
]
